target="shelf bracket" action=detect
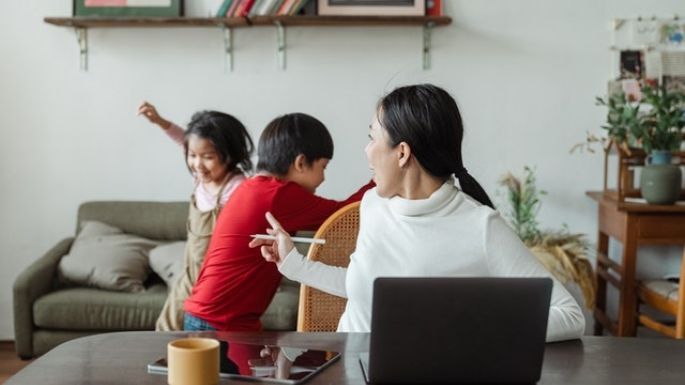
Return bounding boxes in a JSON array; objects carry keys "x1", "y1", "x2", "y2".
[
  {"x1": 221, "y1": 25, "x2": 233, "y2": 72},
  {"x1": 275, "y1": 21, "x2": 286, "y2": 70},
  {"x1": 423, "y1": 22, "x2": 434, "y2": 70},
  {"x1": 75, "y1": 27, "x2": 88, "y2": 71}
]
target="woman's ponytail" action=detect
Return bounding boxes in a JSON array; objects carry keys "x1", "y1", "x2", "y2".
[{"x1": 455, "y1": 168, "x2": 494, "y2": 209}]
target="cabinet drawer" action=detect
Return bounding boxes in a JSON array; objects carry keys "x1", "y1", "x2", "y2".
[{"x1": 638, "y1": 216, "x2": 685, "y2": 241}]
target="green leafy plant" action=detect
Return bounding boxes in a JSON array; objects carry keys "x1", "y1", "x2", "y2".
[
  {"x1": 573, "y1": 86, "x2": 685, "y2": 154},
  {"x1": 498, "y1": 167, "x2": 595, "y2": 309},
  {"x1": 595, "y1": 92, "x2": 642, "y2": 151},
  {"x1": 638, "y1": 86, "x2": 685, "y2": 153},
  {"x1": 498, "y1": 166, "x2": 545, "y2": 243}
]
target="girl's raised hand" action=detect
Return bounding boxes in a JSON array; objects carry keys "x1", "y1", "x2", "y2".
[
  {"x1": 137, "y1": 101, "x2": 170, "y2": 129},
  {"x1": 248, "y1": 212, "x2": 295, "y2": 265}
]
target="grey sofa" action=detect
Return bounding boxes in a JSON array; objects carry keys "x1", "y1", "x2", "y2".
[{"x1": 13, "y1": 201, "x2": 300, "y2": 359}]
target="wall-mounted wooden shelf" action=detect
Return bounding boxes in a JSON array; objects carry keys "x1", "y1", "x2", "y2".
[
  {"x1": 44, "y1": 15, "x2": 451, "y2": 28},
  {"x1": 44, "y1": 15, "x2": 452, "y2": 71}
]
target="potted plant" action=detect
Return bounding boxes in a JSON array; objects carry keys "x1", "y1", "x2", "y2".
[
  {"x1": 594, "y1": 86, "x2": 685, "y2": 204},
  {"x1": 498, "y1": 167, "x2": 595, "y2": 309}
]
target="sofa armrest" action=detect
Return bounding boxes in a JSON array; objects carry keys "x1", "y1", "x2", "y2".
[{"x1": 13, "y1": 237, "x2": 73, "y2": 359}]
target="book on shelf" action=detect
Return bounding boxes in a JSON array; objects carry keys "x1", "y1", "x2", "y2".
[
  {"x1": 248, "y1": 0, "x2": 264, "y2": 16},
  {"x1": 216, "y1": 0, "x2": 234, "y2": 17},
  {"x1": 218, "y1": 0, "x2": 314, "y2": 17},
  {"x1": 226, "y1": 0, "x2": 242, "y2": 17},
  {"x1": 285, "y1": 0, "x2": 316, "y2": 16},
  {"x1": 250, "y1": 0, "x2": 288, "y2": 16},
  {"x1": 234, "y1": 0, "x2": 257, "y2": 17},
  {"x1": 265, "y1": 0, "x2": 285, "y2": 15},
  {"x1": 276, "y1": 0, "x2": 296, "y2": 15},
  {"x1": 426, "y1": 0, "x2": 442, "y2": 16}
]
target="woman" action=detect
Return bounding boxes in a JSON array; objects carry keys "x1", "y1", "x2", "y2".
[{"x1": 249, "y1": 84, "x2": 585, "y2": 342}]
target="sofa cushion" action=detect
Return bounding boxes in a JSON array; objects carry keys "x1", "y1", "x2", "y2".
[
  {"x1": 77, "y1": 201, "x2": 188, "y2": 241},
  {"x1": 33, "y1": 284, "x2": 167, "y2": 330},
  {"x1": 58, "y1": 221, "x2": 159, "y2": 292},
  {"x1": 149, "y1": 241, "x2": 186, "y2": 287}
]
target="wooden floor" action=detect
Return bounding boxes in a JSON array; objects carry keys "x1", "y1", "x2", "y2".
[{"x1": 0, "y1": 342, "x2": 31, "y2": 384}]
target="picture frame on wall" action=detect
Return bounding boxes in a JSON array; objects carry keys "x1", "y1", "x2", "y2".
[
  {"x1": 317, "y1": 0, "x2": 425, "y2": 16},
  {"x1": 74, "y1": 0, "x2": 184, "y2": 17}
]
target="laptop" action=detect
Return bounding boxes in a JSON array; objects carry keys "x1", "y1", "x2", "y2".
[{"x1": 359, "y1": 277, "x2": 552, "y2": 384}]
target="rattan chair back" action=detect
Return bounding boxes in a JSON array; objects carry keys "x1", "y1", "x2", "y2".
[{"x1": 296, "y1": 201, "x2": 360, "y2": 332}]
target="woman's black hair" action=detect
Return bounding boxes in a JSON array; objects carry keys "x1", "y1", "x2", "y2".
[
  {"x1": 184, "y1": 110, "x2": 254, "y2": 174},
  {"x1": 256, "y1": 113, "x2": 334, "y2": 175},
  {"x1": 378, "y1": 84, "x2": 494, "y2": 209}
]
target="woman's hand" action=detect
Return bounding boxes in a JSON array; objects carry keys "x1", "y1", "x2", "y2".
[
  {"x1": 137, "y1": 101, "x2": 171, "y2": 129},
  {"x1": 248, "y1": 212, "x2": 295, "y2": 265}
]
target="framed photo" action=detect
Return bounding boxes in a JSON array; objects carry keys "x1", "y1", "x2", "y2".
[
  {"x1": 317, "y1": 0, "x2": 425, "y2": 16},
  {"x1": 619, "y1": 50, "x2": 644, "y2": 79},
  {"x1": 74, "y1": 0, "x2": 184, "y2": 17}
]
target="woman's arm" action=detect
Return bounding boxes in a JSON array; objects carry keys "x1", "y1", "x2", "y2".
[
  {"x1": 250, "y1": 212, "x2": 348, "y2": 298},
  {"x1": 278, "y1": 248, "x2": 348, "y2": 298},
  {"x1": 483, "y1": 211, "x2": 586, "y2": 342}
]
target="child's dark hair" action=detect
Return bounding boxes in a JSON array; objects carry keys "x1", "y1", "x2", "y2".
[
  {"x1": 256, "y1": 113, "x2": 334, "y2": 175},
  {"x1": 378, "y1": 84, "x2": 494, "y2": 209},
  {"x1": 184, "y1": 110, "x2": 254, "y2": 174}
]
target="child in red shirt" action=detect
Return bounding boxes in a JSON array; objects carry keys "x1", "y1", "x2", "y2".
[{"x1": 184, "y1": 113, "x2": 373, "y2": 331}]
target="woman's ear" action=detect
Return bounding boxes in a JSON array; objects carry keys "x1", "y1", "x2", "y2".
[{"x1": 397, "y1": 142, "x2": 412, "y2": 168}]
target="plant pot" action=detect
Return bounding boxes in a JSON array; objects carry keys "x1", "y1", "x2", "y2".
[{"x1": 640, "y1": 151, "x2": 682, "y2": 205}]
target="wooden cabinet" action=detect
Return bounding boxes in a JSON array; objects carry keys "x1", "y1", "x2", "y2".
[{"x1": 587, "y1": 191, "x2": 685, "y2": 336}]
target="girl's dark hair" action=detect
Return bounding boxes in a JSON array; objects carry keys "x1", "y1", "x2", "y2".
[
  {"x1": 378, "y1": 84, "x2": 494, "y2": 209},
  {"x1": 256, "y1": 113, "x2": 334, "y2": 175},
  {"x1": 184, "y1": 110, "x2": 254, "y2": 174}
]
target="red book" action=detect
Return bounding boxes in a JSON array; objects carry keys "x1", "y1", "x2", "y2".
[
  {"x1": 426, "y1": 0, "x2": 442, "y2": 16},
  {"x1": 235, "y1": 0, "x2": 256, "y2": 17}
]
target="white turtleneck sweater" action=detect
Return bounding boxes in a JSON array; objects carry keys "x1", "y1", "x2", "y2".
[{"x1": 278, "y1": 180, "x2": 586, "y2": 342}]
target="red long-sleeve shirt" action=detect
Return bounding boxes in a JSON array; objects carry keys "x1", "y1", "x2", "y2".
[{"x1": 184, "y1": 175, "x2": 373, "y2": 331}]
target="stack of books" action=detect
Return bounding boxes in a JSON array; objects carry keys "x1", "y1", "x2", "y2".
[{"x1": 216, "y1": 0, "x2": 312, "y2": 17}]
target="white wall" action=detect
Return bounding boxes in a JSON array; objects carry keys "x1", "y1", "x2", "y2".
[{"x1": 1, "y1": 0, "x2": 684, "y2": 340}]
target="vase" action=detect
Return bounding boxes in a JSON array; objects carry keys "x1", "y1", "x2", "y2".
[{"x1": 639, "y1": 150, "x2": 682, "y2": 205}]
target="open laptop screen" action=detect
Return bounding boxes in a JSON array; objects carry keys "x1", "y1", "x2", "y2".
[{"x1": 363, "y1": 277, "x2": 552, "y2": 384}]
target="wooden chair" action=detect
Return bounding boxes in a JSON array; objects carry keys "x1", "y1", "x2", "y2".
[
  {"x1": 636, "y1": 247, "x2": 685, "y2": 338},
  {"x1": 296, "y1": 202, "x2": 360, "y2": 332}
]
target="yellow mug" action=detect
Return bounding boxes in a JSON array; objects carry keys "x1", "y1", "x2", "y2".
[{"x1": 167, "y1": 338, "x2": 220, "y2": 385}]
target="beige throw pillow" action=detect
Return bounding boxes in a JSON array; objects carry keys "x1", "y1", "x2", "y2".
[
  {"x1": 149, "y1": 241, "x2": 186, "y2": 287},
  {"x1": 58, "y1": 221, "x2": 159, "y2": 292}
]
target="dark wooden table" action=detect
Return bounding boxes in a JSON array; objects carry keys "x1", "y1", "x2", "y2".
[
  {"x1": 6, "y1": 331, "x2": 685, "y2": 385},
  {"x1": 586, "y1": 191, "x2": 685, "y2": 337}
]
